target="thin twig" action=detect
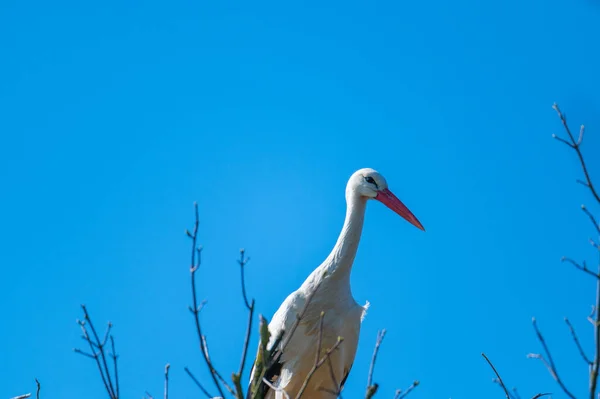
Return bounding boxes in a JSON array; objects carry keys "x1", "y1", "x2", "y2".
[
  {"x1": 110, "y1": 336, "x2": 119, "y2": 399},
  {"x1": 202, "y1": 336, "x2": 236, "y2": 397},
  {"x1": 82, "y1": 306, "x2": 117, "y2": 398},
  {"x1": 101, "y1": 322, "x2": 112, "y2": 347},
  {"x1": 582, "y1": 205, "x2": 600, "y2": 236},
  {"x1": 184, "y1": 366, "x2": 212, "y2": 398},
  {"x1": 530, "y1": 394, "x2": 551, "y2": 399},
  {"x1": 74, "y1": 307, "x2": 117, "y2": 399},
  {"x1": 589, "y1": 260, "x2": 600, "y2": 399},
  {"x1": 238, "y1": 249, "x2": 252, "y2": 310},
  {"x1": 325, "y1": 356, "x2": 342, "y2": 398},
  {"x1": 164, "y1": 363, "x2": 170, "y2": 399},
  {"x1": 233, "y1": 249, "x2": 256, "y2": 399},
  {"x1": 562, "y1": 257, "x2": 600, "y2": 279},
  {"x1": 35, "y1": 379, "x2": 40, "y2": 399},
  {"x1": 365, "y1": 329, "x2": 386, "y2": 399},
  {"x1": 528, "y1": 318, "x2": 576, "y2": 399},
  {"x1": 553, "y1": 103, "x2": 600, "y2": 203},
  {"x1": 492, "y1": 379, "x2": 519, "y2": 399},
  {"x1": 310, "y1": 312, "x2": 344, "y2": 398},
  {"x1": 588, "y1": 306, "x2": 597, "y2": 325},
  {"x1": 294, "y1": 337, "x2": 345, "y2": 399},
  {"x1": 565, "y1": 317, "x2": 593, "y2": 365},
  {"x1": 76, "y1": 319, "x2": 111, "y2": 395},
  {"x1": 315, "y1": 312, "x2": 325, "y2": 365},
  {"x1": 393, "y1": 381, "x2": 420, "y2": 399},
  {"x1": 73, "y1": 348, "x2": 97, "y2": 359},
  {"x1": 482, "y1": 353, "x2": 511, "y2": 399},
  {"x1": 186, "y1": 202, "x2": 228, "y2": 398}
]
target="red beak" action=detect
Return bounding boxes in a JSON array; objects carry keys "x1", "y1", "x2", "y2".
[{"x1": 375, "y1": 188, "x2": 425, "y2": 231}]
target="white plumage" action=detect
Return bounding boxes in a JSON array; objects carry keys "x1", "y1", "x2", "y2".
[{"x1": 248, "y1": 168, "x2": 424, "y2": 399}]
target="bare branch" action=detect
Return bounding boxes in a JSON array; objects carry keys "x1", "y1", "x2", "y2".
[
  {"x1": 528, "y1": 317, "x2": 576, "y2": 399},
  {"x1": 482, "y1": 353, "x2": 511, "y2": 399},
  {"x1": 233, "y1": 249, "x2": 256, "y2": 399},
  {"x1": 186, "y1": 202, "x2": 228, "y2": 398},
  {"x1": 553, "y1": 103, "x2": 600, "y2": 204},
  {"x1": 294, "y1": 337, "x2": 344, "y2": 399},
  {"x1": 316, "y1": 312, "x2": 325, "y2": 365},
  {"x1": 492, "y1": 379, "x2": 522, "y2": 399},
  {"x1": 589, "y1": 260, "x2": 600, "y2": 398},
  {"x1": 325, "y1": 356, "x2": 341, "y2": 398},
  {"x1": 393, "y1": 381, "x2": 420, "y2": 399},
  {"x1": 82, "y1": 306, "x2": 117, "y2": 398},
  {"x1": 492, "y1": 378, "x2": 521, "y2": 399},
  {"x1": 485, "y1": 354, "x2": 548, "y2": 399},
  {"x1": 35, "y1": 379, "x2": 40, "y2": 399},
  {"x1": 164, "y1": 363, "x2": 170, "y2": 399},
  {"x1": 582, "y1": 205, "x2": 600, "y2": 236},
  {"x1": 530, "y1": 394, "x2": 551, "y2": 399},
  {"x1": 184, "y1": 366, "x2": 212, "y2": 398},
  {"x1": 110, "y1": 336, "x2": 120, "y2": 399},
  {"x1": 564, "y1": 317, "x2": 593, "y2": 365},
  {"x1": 562, "y1": 257, "x2": 599, "y2": 279},
  {"x1": 552, "y1": 134, "x2": 574, "y2": 148},
  {"x1": 74, "y1": 348, "x2": 98, "y2": 359},
  {"x1": 365, "y1": 329, "x2": 386, "y2": 399},
  {"x1": 313, "y1": 312, "x2": 344, "y2": 398},
  {"x1": 238, "y1": 249, "x2": 252, "y2": 310},
  {"x1": 588, "y1": 306, "x2": 597, "y2": 325},
  {"x1": 101, "y1": 322, "x2": 113, "y2": 348},
  {"x1": 74, "y1": 306, "x2": 117, "y2": 399}
]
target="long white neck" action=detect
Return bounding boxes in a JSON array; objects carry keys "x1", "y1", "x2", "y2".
[{"x1": 319, "y1": 191, "x2": 367, "y2": 284}]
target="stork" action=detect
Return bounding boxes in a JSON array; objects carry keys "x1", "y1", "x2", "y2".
[{"x1": 247, "y1": 168, "x2": 424, "y2": 399}]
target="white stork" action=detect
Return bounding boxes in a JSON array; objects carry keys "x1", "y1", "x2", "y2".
[{"x1": 248, "y1": 168, "x2": 424, "y2": 399}]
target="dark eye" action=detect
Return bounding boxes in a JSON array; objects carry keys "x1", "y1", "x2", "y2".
[{"x1": 365, "y1": 176, "x2": 376, "y2": 185}]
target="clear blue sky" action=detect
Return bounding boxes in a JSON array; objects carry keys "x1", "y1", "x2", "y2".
[{"x1": 1, "y1": 0, "x2": 600, "y2": 398}]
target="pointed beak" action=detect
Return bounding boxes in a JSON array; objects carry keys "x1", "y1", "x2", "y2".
[{"x1": 375, "y1": 188, "x2": 425, "y2": 231}]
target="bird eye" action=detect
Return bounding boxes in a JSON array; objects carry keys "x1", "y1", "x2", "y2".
[{"x1": 365, "y1": 176, "x2": 377, "y2": 185}]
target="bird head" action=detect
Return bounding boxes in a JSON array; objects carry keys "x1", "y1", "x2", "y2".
[{"x1": 347, "y1": 168, "x2": 425, "y2": 231}]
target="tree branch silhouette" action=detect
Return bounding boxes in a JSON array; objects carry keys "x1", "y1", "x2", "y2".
[
  {"x1": 526, "y1": 104, "x2": 600, "y2": 399},
  {"x1": 483, "y1": 353, "x2": 549, "y2": 399},
  {"x1": 164, "y1": 363, "x2": 170, "y2": 399},
  {"x1": 233, "y1": 249, "x2": 256, "y2": 399},
  {"x1": 365, "y1": 329, "x2": 386, "y2": 399},
  {"x1": 185, "y1": 202, "x2": 232, "y2": 398},
  {"x1": 73, "y1": 305, "x2": 119, "y2": 399},
  {"x1": 528, "y1": 318, "x2": 576, "y2": 399}
]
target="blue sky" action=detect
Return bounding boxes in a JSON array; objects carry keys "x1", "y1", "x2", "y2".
[{"x1": 1, "y1": 0, "x2": 600, "y2": 398}]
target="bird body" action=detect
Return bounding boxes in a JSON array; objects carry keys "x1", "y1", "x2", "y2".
[{"x1": 248, "y1": 168, "x2": 424, "y2": 399}]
